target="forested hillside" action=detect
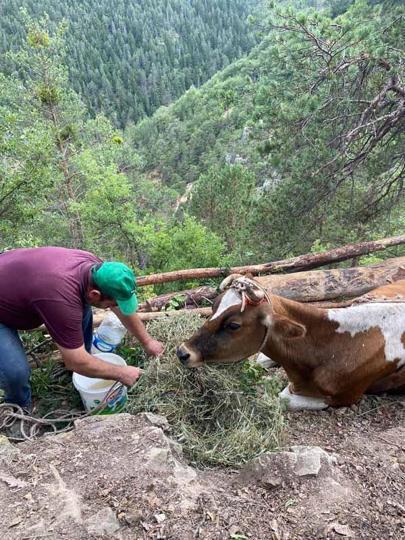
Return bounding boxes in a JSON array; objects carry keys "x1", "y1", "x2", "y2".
[
  {"x1": 1, "y1": 0, "x2": 403, "y2": 279},
  {"x1": 0, "y1": 0, "x2": 259, "y2": 127},
  {"x1": 0, "y1": 10, "x2": 231, "y2": 276},
  {"x1": 130, "y1": 0, "x2": 404, "y2": 260}
]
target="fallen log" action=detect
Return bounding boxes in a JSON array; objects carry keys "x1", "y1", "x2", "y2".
[
  {"x1": 139, "y1": 256, "x2": 405, "y2": 310},
  {"x1": 258, "y1": 256, "x2": 405, "y2": 302},
  {"x1": 139, "y1": 286, "x2": 215, "y2": 312},
  {"x1": 92, "y1": 307, "x2": 211, "y2": 327},
  {"x1": 136, "y1": 235, "x2": 405, "y2": 286}
]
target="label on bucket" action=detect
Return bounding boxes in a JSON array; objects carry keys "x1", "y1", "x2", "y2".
[
  {"x1": 91, "y1": 384, "x2": 127, "y2": 415},
  {"x1": 92, "y1": 335, "x2": 116, "y2": 353}
]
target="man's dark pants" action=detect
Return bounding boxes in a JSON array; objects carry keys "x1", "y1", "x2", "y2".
[{"x1": 0, "y1": 305, "x2": 93, "y2": 408}]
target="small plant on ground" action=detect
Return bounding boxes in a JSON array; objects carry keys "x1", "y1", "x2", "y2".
[{"x1": 30, "y1": 358, "x2": 82, "y2": 416}]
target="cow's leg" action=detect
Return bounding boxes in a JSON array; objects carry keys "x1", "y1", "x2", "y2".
[
  {"x1": 255, "y1": 352, "x2": 278, "y2": 369},
  {"x1": 328, "y1": 391, "x2": 364, "y2": 407},
  {"x1": 313, "y1": 364, "x2": 387, "y2": 407},
  {"x1": 366, "y1": 366, "x2": 405, "y2": 394},
  {"x1": 278, "y1": 385, "x2": 328, "y2": 411}
]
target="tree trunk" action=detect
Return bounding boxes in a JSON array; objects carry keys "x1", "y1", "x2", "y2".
[
  {"x1": 136, "y1": 235, "x2": 405, "y2": 286},
  {"x1": 256, "y1": 256, "x2": 405, "y2": 302},
  {"x1": 139, "y1": 286, "x2": 215, "y2": 312}
]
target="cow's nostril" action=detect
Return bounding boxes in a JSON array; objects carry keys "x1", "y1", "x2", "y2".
[{"x1": 176, "y1": 347, "x2": 191, "y2": 365}]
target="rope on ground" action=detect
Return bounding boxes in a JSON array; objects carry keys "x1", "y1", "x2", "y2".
[{"x1": 0, "y1": 382, "x2": 124, "y2": 442}]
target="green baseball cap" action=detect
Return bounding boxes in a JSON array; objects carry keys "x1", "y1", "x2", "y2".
[{"x1": 92, "y1": 262, "x2": 138, "y2": 316}]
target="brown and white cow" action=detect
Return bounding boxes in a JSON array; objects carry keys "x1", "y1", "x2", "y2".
[{"x1": 176, "y1": 275, "x2": 405, "y2": 410}]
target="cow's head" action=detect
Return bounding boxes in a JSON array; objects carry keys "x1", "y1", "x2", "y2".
[{"x1": 176, "y1": 275, "x2": 274, "y2": 368}]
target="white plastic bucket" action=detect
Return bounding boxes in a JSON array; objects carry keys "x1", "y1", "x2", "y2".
[{"x1": 72, "y1": 352, "x2": 128, "y2": 414}]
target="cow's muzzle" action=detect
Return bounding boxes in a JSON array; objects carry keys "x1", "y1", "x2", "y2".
[
  {"x1": 176, "y1": 346, "x2": 190, "y2": 365},
  {"x1": 176, "y1": 343, "x2": 202, "y2": 367}
]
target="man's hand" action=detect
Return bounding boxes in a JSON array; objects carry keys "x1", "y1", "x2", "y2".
[
  {"x1": 110, "y1": 309, "x2": 165, "y2": 358},
  {"x1": 59, "y1": 345, "x2": 143, "y2": 387},
  {"x1": 118, "y1": 366, "x2": 143, "y2": 387},
  {"x1": 143, "y1": 339, "x2": 165, "y2": 357}
]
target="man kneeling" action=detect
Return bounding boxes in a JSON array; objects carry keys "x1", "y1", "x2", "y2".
[{"x1": 0, "y1": 247, "x2": 164, "y2": 409}]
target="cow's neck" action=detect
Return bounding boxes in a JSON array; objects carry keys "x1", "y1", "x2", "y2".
[{"x1": 262, "y1": 295, "x2": 332, "y2": 368}]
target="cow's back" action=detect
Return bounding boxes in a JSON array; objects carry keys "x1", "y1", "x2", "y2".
[{"x1": 361, "y1": 279, "x2": 405, "y2": 301}]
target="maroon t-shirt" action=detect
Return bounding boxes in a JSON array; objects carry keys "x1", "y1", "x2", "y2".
[{"x1": 0, "y1": 247, "x2": 102, "y2": 348}]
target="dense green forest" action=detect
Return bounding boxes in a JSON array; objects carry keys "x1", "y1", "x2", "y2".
[
  {"x1": 0, "y1": 8, "x2": 227, "y2": 277},
  {"x1": 0, "y1": 0, "x2": 259, "y2": 127},
  {"x1": 0, "y1": 0, "x2": 403, "y2": 285},
  {"x1": 131, "y1": 0, "x2": 404, "y2": 259}
]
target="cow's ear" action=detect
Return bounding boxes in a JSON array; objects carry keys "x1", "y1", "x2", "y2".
[{"x1": 272, "y1": 315, "x2": 306, "y2": 340}]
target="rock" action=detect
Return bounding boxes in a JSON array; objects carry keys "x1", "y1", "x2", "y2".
[
  {"x1": 0, "y1": 435, "x2": 11, "y2": 446},
  {"x1": 270, "y1": 518, "x2": 281, "y2": 538},
  {"x1": 239, "y1": 451, "x2": 296, "y2": 487},
  {"x1": 125, "y1": 508, "x2": 143, "y2": 526},
  {"x1": 8, "y1": 517, "x2": 23, "y2": 528},
  {"x1": 330, "y1": 522, "x2": 355, "y2": 537},
  {"x1": 85, "y1": 507, "x2": 120, "y2": 535},
  {"x1": 229, "y1": 524, "x2": 245, "y2": 536},
  {"x1": 294, "y1": 447, "x2": 323, "y2": 476},
  {"x1": 145, "y1": 447, "x2": 172, "y2": 469},
  {"x1": 335, "y1": 407, "x2": 349, "y2": 415},
  {"x1": 291, "y1": 446, "x2": 335, "y2": 477},
  {"x1": 140, "y1": 412, "x2": 171, "y2": 432},
  {"x1": 225, "y1": 153, "x2": 248, "y2": 165},
  {"x1": 239, "y1": 446, "x2": 337, "y2": 486},
  {"x1": 48, "y1": 431, "x2": 74, "y2": 443},
  {"x1": 172, "y1": 461, "x2": 197, "y2": 484},
  {"x1": 263, "y1": 475, "x2": 282, "y2": 489},
  {"x1": 0, "y1": 435, "x2": 19, "y2": 460},
  {"x1": 74, "y1": 412, "x2": 133, "y2": 433},
  {"x1": 0, "y1": 472, "x2": 29, "y2": 488}
]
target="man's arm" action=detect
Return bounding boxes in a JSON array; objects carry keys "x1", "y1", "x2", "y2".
[
  {"x1": 112, "y1": 309, "x2": 165, "y2": 356},
  {"x1": 59, "y1": 345, "x2": 142, "y2": 386}
]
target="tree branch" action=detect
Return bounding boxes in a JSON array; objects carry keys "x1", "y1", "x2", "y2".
[{"x1": 136, "y1": 235, "x2": 405, "y2": 286}]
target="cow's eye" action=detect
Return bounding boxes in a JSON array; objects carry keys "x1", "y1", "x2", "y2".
[{"x1": 225, "y1": 321, "x2": 241, "y2": 331}]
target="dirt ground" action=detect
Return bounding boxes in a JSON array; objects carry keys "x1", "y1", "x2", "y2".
[
  {"x1": 0, "y1": 390, "x2": 404, "y2": 540},
  {"x1": 267, "y1": 395, "x2": 405, "y2": 539}
]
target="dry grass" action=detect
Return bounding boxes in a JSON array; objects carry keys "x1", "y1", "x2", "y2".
[{"x1": 126, "y1": 313, "x2": 285, "y2": 467}]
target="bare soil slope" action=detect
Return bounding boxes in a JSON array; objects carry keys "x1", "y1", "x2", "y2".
[{"x1": 0, "y1": 397, "x2": 404, "y2": 540}]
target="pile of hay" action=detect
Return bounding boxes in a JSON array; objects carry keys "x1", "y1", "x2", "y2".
[{"x1": 126, "y1": 313, "x2": 285, "y2": 467}]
